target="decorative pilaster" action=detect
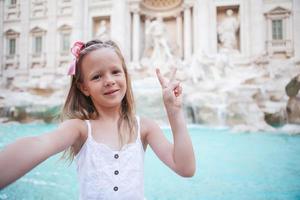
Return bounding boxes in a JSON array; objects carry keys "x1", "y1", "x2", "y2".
[
  {"x1": 293, "y1": 0, "x2": 300, "y2": 58},
  {"x1": 196, "y1": 0, "x2": 210, "y2": 55},
  {"x1": 111, "y1": 0, "x2": 127, "y2": 54},
  {"x1": 285, "y1": 14, "x2": 290, "y2": 40},
  {"x1": 267, "y1": 18, "x2": 273, "y2": 55},
  {"x1": 73, "y1": 0, "x2": 84, "y2": 41},
  {"x1": 285, "y1": 12, "x2": 293, "y2": 56},
  {"x1": 132, "y1": 9, "x2": 140, "y2": 62},
  {"x1": 47, "y1": 0, "x2": 56, "y2": 73},
  {"x1": 20, "y1": 0, "x2": 29, "y2": 71},
  {"x1": 183, "y1": 5, "x2": 192, "y2": 60},
  {"x1": 250, "y1": 0, "x2": 265, "y2": 56},
  {"x1": 240, "y1": 0, "x2": 251, "y2": 57},
  {"x1": 83, "y1": 0, "x2": 89, "y2": 41},
  {"x1": 176, "y1": 13, "x2": 183, "y2": 59},
  {"x1": 0, "y1": 0, "x2": 4, "y2": 76}
]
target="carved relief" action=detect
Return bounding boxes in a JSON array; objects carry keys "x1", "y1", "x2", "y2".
[
  {"x1": 4, "y1": 2, "x2": 21, "y2": 21},
  {"x1": 142, "y1": 0, "x2": 182, "y2": 11},
  {"x1": 57, "y1": 0, "x2": 73, "y2": 16},
  {"x1": 31, "y1": 0, "x2": 48, "y2": 18}
]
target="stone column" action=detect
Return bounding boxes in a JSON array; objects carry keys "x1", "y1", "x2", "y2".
[
  {"x1": 210, "y1": 0, "x2": 217, "y2": 54},
  {"x1": 293, "y1": 0, "x2": 300, "y2": 59},
  {"x1": 192, "y1": 2, "x2": 198, "y2": 55},
  {"x1": 125, "y1": 8, "x2": 131, "y2": 62},
  {"x1": 19, "y1": 0, "x2": 29, "y2": 72},
  {"x1": 123, "y1": 2, "x2": 132, "y2": 61},
  {"x1": 240, "y1": 0, "x2": 251, "y2": 57},
  {"x1": 83, "y1": 0, "x2": 89, "y2": 41},
  {"x1": 268, "y1": 18, "x2": 272, "y2": 56},
  {"x1": 285, "y1": 14, "x2": 290, "y2": 40},
  {"x1": 46, "y1": 0, "x2": 56, "y2": 74},
  {"x1": 176, "y1": 13, "x2": 183, "y2": 59},
  {"x1": 132, "y1": 9, "x2": 140, "y2": 62},
  {"x1": 0, "y1": 0, "x2": 4, "y2": 77},
  {"x1": 184, "y1": 5, "x2": 192, "y2": 60},
  {"x1": 111, "y1": 0, "x2": 126, "y2": 53},
  {"x1": 250, "y1": 0, "x2": 265, "y2": 56},
  {"x1": 144, "y1": 15, "x2": 151, "y2": 58},
  {"x1": 197, "y1": 0, "x2": 210, "y2": 55},
  {"x1": 73, "y1": 0, "x2": 84, "y2": 41},
  {"x1": 285, "y1": 13, "x2": 292, "y2": 56}
]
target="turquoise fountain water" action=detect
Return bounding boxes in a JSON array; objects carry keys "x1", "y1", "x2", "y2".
[{"x1": 0, "y1": 123, "x2": 300, "y2": 200}]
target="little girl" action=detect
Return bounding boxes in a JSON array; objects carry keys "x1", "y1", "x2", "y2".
[{"x1": 0, "y1": 40, "x2": 195, "y2": 199}]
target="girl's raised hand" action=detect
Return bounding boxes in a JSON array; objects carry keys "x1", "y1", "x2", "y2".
[{"x1": 156, "y1": 68, "x2": 182, "y2": 110}]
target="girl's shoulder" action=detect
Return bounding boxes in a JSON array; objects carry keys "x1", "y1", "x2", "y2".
[
  {"x1": 59, "y1": 119, "x2": 87, "y2": 136},
  {"x1": 60, "y1": 118, "x2": 86, "y2": 126},
  {"x1": 138, "y1": 116, "x2": 163, "y2": 148},
  {"x1": 60, "y1": 119, "x2": 89, "y2": 151},
  {"x1": 139, "y1": 116, "x2": 160, "y2": 135}
]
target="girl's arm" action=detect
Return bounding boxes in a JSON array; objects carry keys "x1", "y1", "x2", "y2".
[
  {"x1": 144, "y1": 68, "x2": 196, "y2": 177},
  {"x1": 0, "y1": 119, "x2": 83, "y2": 189}
]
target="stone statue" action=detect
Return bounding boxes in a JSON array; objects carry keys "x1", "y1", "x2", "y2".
[
  {"x1": 217, "y1": 9, "x2": 239, "y2": 53},
  {"x1": 96, "y1": 20, "x2": 109, "y2": 41},
  {"x1": 145, "y1": 17, "x2": 173, "y2": 69},
  {"x1": 190, "y1": 51, "x2": 214, "y2": 83},
  {"x1": 189, "y1": 51, "x2": 230, "y2": 84},
  {"x1": 190, "y1": 53, "x2": 208, "y2": 83}
]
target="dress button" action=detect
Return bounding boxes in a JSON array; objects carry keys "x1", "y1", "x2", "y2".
[
  {"x1": 114, "y1": 170, "x2": 119, "y2": 175},
  {"x1": 113, "y1": 186, "x2": 118, "y2": 191},
  {"x1": 114, "y1": 154, "x2": 119, "y2": 159}
]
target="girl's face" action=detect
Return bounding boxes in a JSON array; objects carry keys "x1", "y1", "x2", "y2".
[{"x1": 79, "y1": 48, "x2": 127, "y2": 109}]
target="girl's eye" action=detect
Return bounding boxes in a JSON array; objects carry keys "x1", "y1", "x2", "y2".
[
  {"x1": 112, "y1": 70, "x2": 121, "y2": 75},
  {"x1": 92, "y1": 75, "x2": 101, "y2": 80}
]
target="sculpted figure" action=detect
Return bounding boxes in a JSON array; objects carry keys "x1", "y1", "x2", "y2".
[
  {"x1": 145, "y1": 17, "x2": 173, "y2": 68},
  {"x1": 96, "y1": 20, "x2": 109, "y2": 41},
  {"x1": 217, "y1": 9, "x2": 239, "y2": 53}
]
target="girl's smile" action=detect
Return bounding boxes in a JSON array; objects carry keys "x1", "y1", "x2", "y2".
[{"x1": 103, "y1": 89, "x2": 120, "y2": 95}]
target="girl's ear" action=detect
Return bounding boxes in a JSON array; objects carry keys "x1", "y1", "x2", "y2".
[{"x1": 77, "y1": 82, "x2": 90, "y2": 97}]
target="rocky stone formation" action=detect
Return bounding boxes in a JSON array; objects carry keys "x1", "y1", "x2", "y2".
[
  {"x1": 264, "y1": 74, "x2": 300, "y2": 127},
  {"x1": 286, "y1": 74, "x2": 300, "y2": 124},
  {"x1": 264, "y1": 109, "x2": 287, "y2": 127},
  {"x1": 286, "y1": 74, "x2": 300, "y2": 96},
  {"x1": 0, "y1": 88, "x2": 64, "y2": 123}
]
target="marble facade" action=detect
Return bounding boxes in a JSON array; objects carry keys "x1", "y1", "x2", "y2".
[
  {"x1": 0, "y1": 0, "x2": 299, "y2": 88},
  {"x1": 1, "y1": 0, "x2": 300, "y2": 131}
]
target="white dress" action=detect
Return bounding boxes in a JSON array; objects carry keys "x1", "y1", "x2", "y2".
[{"x1": 75, "y1": 116, "x2": 145, "y2": 200}]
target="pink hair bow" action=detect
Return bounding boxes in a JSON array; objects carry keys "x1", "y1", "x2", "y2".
[{"x1": 68, "y1": 41, "x2": 85, "y2": 75}]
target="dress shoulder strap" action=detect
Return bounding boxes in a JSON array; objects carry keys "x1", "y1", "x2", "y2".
[
  {"x1": 85, "y1": 120, "x2": 92, "y2": 138},
  {"x1": 136, "y1": 116, "x2": 141, "y2": 141}
]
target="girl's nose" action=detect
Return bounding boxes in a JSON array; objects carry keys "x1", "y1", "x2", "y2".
[{"x1": 104, "y1": 76, "x2": 115, "y2": 87}]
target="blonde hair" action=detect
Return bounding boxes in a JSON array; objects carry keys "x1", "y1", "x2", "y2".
[{"x1": 61, "y1": 40, "x2": 136, "y2": 161}]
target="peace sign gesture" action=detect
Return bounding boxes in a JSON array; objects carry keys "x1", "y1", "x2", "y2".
[{"x1": 156, "y1": 68, "x2": 182, "y2": 110}]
